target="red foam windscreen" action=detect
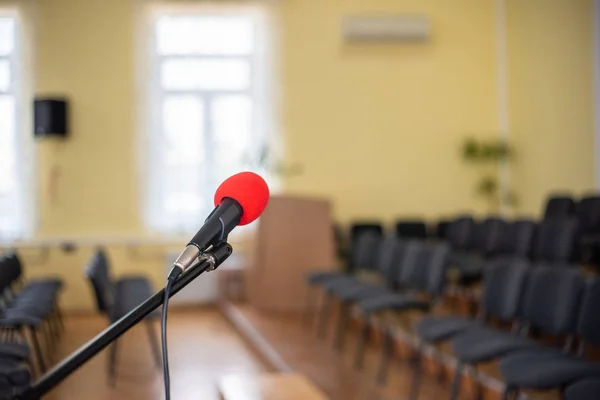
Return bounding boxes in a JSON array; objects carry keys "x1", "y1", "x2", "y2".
[{"x1": 214, "y1": 172, "x2": 270, "y2": 226}]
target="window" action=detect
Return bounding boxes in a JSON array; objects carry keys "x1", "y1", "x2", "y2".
[
  {"x1": 0, "y1": 14, "x2": 28, "y2": 241},
  {"x1": 143, "y1": 7, "x2": 275, "y2": 234}
]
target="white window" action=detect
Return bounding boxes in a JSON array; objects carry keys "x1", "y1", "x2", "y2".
[
  {"x1": 142, "y1": 6, "x2": 276, "y2": 234},
  {"x1": 0, "y1": 13, "x2": 30, "y2": 241}
]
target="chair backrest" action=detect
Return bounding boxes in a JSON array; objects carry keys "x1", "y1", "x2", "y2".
[
  {"x1": 494, "y1": 219, "x2": 536, "y2": 258},
  {"x1": 352, "y1": 231, "x2": 381, "y2": 272},
  {"x1": 434, "y1": 220, "x2": 452, "y2": 240},
  {"x1": 84, "y1": 249, "x2": 115, "y2": 315},
  {"x1": 481, "y1": 259, "x2": 529, "y2": 322},
  {"x1": 395, "y1": 220, "x2": 428, "y2": 239},
  {"x1": 532, "y1": 218, "x2": 579, "y2": 263},
  {"x1": 466, "y1": 217, "x2": 506, "y2": 255},
  {"x1": 543, "y1": 195, "x2": 576, "y2": 219},
  {"x1": 373, "y1": 236, "x2": 403, "y2": 285},
  {"x1": 446, "y1": 216, "x2": 475, "y2": 250},
  {"x1": 576, "y1": 196, "x2": 600, "y2": 236},
  {"x1": 576, "y1": 277, "x2": 600, "y2": 348},
  {"x1": 405, "y1": 242, "x2": 450, "y2": 296},
  {"x1": 521, "y1": 266, "x2": 585, "y2": 335},
  {"x1": 0, "y1": 253, "x2": 22, "y2": 289},
  {"x1": 394, "y1": 241, "x2": 422, "y2": 287}
]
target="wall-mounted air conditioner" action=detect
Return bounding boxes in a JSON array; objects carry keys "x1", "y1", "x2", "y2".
[{"x1": 342, "y1": 15, "x2": 431, "y2": 43}]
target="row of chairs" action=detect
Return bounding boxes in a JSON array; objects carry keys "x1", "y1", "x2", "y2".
[
  {"x1": 0, "y1": 253, "x2": 64, "y2": 397},
  {"x1": 307, "y1": 230, "x2": 600, "y2": 399}
]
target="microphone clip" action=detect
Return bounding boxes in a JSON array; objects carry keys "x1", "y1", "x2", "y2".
[{"x1": 199, "y1": 241, "x2": 233, "y2": 272}]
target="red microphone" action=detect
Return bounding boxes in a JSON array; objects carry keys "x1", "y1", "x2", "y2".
[{"x1": 171, "y1": 172, "x2": 270, "y2": 276}]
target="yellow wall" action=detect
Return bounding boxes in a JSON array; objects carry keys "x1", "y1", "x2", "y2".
[
  {"x1": 35, "y1": 0, "x2": 140, "y2": 237},
  {"x1": 280, "y1": 0, "x2": 500, "y2": 220},
  {"x1": 507, "y1": 0, "x2": 595, "y2": 217}
]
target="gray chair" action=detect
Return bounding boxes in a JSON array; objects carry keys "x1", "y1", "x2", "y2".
[
  {"x1": 499, "y1": 277, "x2": 600, "y2": 399},
  {"x1": 447, "y1": 266, "x2": 586, "y2": 400},
  {"x1": 404, "y1": 259, "x2": 529, "y2": 399},
  {"x1": 448, "y1": 217, "x2": 506, "y2": 286},
  {"x1": 353, "y1": 242, "x2": 450, "y2": 370},
  {"x1": 85, "y1": 249, "x2": 161, "y2": 385},
  {"x1": 309, "y1": 232, "x2": 382, "y2": 337},
  {"x1": 324, "y1": 236, "x2": 404, "y2": 350},
  {"x1": 531, "y1": 217, "x2": 579, "y2": 263}
]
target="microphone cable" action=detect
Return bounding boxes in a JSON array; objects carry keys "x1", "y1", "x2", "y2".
[{"x1": 161, "y1": 272, "x2": 178, "y2": 400}]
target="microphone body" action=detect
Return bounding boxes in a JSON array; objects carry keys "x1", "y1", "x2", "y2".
[{"x1": 172, "y1": 198, "x2": 242, "y2": 275}]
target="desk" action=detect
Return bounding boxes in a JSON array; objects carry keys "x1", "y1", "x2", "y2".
[{"x1": 218, "y1": 373, "x2": 329, "y2": 400}]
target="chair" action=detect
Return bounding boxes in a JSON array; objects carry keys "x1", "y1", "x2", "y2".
[
  {"x1": 395, "y1": 220, "x2": 428, "y2": 239},
  {"x1": 434, "y1": 220, "x2": 452, "y2": 240},
  {"x1": 448, "y1": 217, "x2": 506, "y2": 286},
  {"x1": 498, "y1": 276, "x2": 600, "y2": 399},
  {"x1": 353, "y1": 242, "x2": 450, "y2": 369},
  {"x1": 306, "y1": 231, "x2": 381, "y2": 287},
  {"x1": 543, "y1": 195, "x2": 576, "y2": 219},
  {"x1": 447, "y1": 266, "x2": 586, "y2": 400},
  {"x1": 311, "y1": 232, "x2": 382, "y2": 338},
  {"x1": 576, "y1": 196, "x2": 600, "y2": 264},
  {"x1": 445, "y1": 216, "x2": 475, "y2": 251},
  {"x1": 405, "y1": 259, "x2": 529, "y2": 399},
  {"x1": 531, "y1": 217, "x2": 579, "y2": 263},
  {"x1": 84, "y1": 249, "x2": 161, "y2": 385},
  {"x1": 494, "y1": 219, "x2": 536, "y2": 259},
  {"x1": 325, "y1": 236, "x2": 403, "y2": 350}
]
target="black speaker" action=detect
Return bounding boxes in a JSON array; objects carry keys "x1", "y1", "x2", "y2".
[{"x1": 34, "y1": 98, "x2": 68, "y2": 138}]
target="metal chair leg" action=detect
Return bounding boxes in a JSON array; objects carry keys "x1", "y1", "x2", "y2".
[
  {"x1": 108, "y1": 340, "x2": 119, "y2": 387},
  {"x1": 28, "y1": 326, "x2": 46, "y2": 373},
  {"x1": 317, "y1": 293, "x2": 332, "y2": 339},
  {"x1": 449, "y1": 362, "x2": 463, "y2": 400},
  {"x1": 408, "y1": 343, "x2": 424, "y2": 400},
  {"x1": 333, "y1": 302, "x2": 349, "y2": 351},
  {"x1": 145, "y1": 319, "x2": 162, "y2": 368},
  {"x1": 376, "y1": 326, "x2": 393, "y2": 385},
  {"x1": 303, "y1": 285, "x2": 314, "y2": 327},
  {"x1": 354, "y1": 313, "x2": 370, "y2": 369}
]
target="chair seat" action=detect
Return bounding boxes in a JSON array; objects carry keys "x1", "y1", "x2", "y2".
[
  {"x1": 415, "y1": 316, "x2": 482, "y2": 342},
  {"x1": 451, "y1": 327, "x2": 539, "y2": 363},
  {"x1": 321, "y1": 276, "x2": 363, "y2": 292},
  {"x1": 336, "y1": 284, "x2": 390, "y2": 302},
  {"x1": 358, "y1": 292, "x2": 429, "y2": 314},
  {"x1": 564, "y1": 379, "x2": 600, "y2": 400},
  {"x1": 306, "y1": 271, "x2": 345, "y2": 285},
  {"x1": 0, "y1": 343, "x2": 29, "y2": 361},
  {"x1": 0, "y1": 361, "x2": 31, "y2": 388},
  {"x1": 499, "y1": 351, "x2": 600, "y2": 390}
]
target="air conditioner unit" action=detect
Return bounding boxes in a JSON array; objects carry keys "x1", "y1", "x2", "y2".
[{"x1": 342, "y1": 15, "x2": 431, "y2": 42}]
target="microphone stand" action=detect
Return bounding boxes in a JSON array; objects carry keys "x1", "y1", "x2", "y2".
[{"x1": 13, "y1": 242, "x2": 233, "y2": 400}]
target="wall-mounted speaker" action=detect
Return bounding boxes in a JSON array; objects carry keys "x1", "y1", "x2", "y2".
[{"x1": 34, "y1": 98, "x2": 68, "y2": 138}]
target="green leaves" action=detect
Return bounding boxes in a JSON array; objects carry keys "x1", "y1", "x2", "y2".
[
  {"x1": 461, "y1": 137, "x2": 516, "y2": 210},
  {"x1": 461, "y1": 137, "x2": 512, "y2": 162}
]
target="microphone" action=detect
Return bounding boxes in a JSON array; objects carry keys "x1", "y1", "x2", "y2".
[{"x1": 169, "y1": 172, "x2": 270, "y2": 279}]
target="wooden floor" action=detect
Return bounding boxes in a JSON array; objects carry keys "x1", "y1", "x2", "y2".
[
  {"x1": 223, "y1": 303, "x2": 457, "y2": 400},
  {"x1": 43, "y1": 308, "x2": 265, "y2": 400}
]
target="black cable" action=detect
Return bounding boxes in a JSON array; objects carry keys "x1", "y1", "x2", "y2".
[{"x1": 161, "y1": 277, "x2": 176, "y2": 400}]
